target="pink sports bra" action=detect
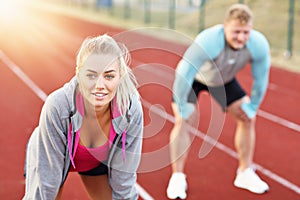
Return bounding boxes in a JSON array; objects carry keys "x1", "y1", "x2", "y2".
[
  {"x1": 69, "y1": 92, "x2": 117, "y2": 172},
  {"x1": 69, "y1": 122, "x2": 116, "y2": 172}
]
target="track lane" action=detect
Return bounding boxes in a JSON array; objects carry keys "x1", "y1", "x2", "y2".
[
  {"x1": 1, "y1": 3, "x2": 300, "y2": 200},
  {"x1": 0, "y1": 61, "x2": 42, "y2": 199}
]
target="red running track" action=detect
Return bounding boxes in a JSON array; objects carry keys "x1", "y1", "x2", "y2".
[{"x1": 0, "y1": 3, "x2": 300, "y2": 200}]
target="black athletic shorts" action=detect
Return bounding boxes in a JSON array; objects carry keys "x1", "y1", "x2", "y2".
[
  {"x1": 187, "y1": 78, "x2": 246, "y2": 111},
  {"x1": 78, "y1": 162, "x2": 108, "y2": 176}
]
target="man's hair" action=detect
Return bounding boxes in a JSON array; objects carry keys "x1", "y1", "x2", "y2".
[{"x1": 225, "y1": 4, "x2": 253, "y2": 24}]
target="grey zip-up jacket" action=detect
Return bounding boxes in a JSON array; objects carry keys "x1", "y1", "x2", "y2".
[{"x1": 23, "y1": 77, "x2": 143, "y2": 200}]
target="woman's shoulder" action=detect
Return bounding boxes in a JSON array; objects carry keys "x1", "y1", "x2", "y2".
[
  {"x1": 42, "y1": 89, "x2": 69, "y2": 119},
  {"x1": 119, "y1": 95, "x2": 143, "y2": 126},
  {"x1": 129, "y1": 95, "x2": 142, "y2": 115},
  {"x1": 43, "y1": 77, "x2": 77, "y2": 119}
]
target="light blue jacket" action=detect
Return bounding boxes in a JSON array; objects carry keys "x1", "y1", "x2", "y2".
[
  {"x1": 173, "y1": 25, "x2": 270, "y2": 119},
  {"x1": 23, "y1": 77, "x2": 143, "y2": 200}
]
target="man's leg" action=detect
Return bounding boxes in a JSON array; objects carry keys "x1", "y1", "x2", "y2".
[
  {"x1": 228, "y1": 96, "x2": 269, "y2": 194},
  {"x1": 167, "y1": 102, "x2": 197, "y2": 199},
  {"x1": 227, "y1": 96, "x2": 255, "y2": 170},
  {"x1": 169, "y1": 103, "x2": 192, "y2": 173},
  {"x1": 234, "y1": 117, "x2": 255, "y2": 171}
]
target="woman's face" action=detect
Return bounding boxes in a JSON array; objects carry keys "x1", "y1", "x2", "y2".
[
  {"x1": 78, "y1": 53, "x2": 120, "y2": 112},
  {"x1": 224, "y1": 19, "x2": 252, "y2": 50}
]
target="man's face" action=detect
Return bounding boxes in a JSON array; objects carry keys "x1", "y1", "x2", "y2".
[{"x1": 224, "y1": 19, "x2": 253, "y2": 50}]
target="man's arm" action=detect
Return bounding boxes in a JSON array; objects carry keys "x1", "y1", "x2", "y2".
[
  {"x1": 242, "y1": 30, "x2": 271, "y2": 118},
  {"x1": 173, "y1": 26, "x2": 225, "y2": 119}
]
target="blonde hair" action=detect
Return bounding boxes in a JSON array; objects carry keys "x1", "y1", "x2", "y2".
[
  {"x1": 76, "y1": 34, "x2": 139, "y2": 116},
  {"x1": 225, "y1": 4, "x2": 253, "y2": 25}
]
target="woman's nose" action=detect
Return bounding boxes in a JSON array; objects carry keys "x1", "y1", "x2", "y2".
[{"x1": 95, "y1": 76, "x2": 105, "y2": 89}]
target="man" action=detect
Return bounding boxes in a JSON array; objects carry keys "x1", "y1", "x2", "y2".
[{"x1": 167, "y1": 4, "x2": 270, "y2": 199}]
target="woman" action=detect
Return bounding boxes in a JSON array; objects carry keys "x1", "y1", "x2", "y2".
[{"x1": 23, "y1": 34, "x2": 144, "y2": 200}]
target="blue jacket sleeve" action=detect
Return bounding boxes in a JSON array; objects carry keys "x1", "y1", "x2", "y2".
[
  {"x1": 242, "y1": 30, "x2": 271, "y2": 118},
  {"x1": 173, "y1": 25, "x2": 225, "y2": 119}
]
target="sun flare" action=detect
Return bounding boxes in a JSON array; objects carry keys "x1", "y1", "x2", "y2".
[{"x1": 0, "y1": 0, "x2": 27, "y2": 23}]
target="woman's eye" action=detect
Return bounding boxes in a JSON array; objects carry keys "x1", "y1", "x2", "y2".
[
  {"x1": 87, "y1": 74, "x2": 97, "y2": 79},
  {"x1": 105, "y1": 74, "x2": 114, "y2": 79}
]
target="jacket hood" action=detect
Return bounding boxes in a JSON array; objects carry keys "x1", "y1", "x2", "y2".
[{"x1": 63, "y1": 76, "x2": 138, "y2": 168}]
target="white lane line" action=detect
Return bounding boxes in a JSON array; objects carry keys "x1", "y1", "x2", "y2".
[
  {"x1": 133, "y1": 60, "x2": 300, "y2": 133},
  {"x1": 258, "y1": 110, "x2": 300, "y2": 132},
  {"x1": 135, "y1": 183, "x2": 155, "y2": 200},
  {"x1": 142, "y1": 99, "x2": 300, "y2": 195},
  {"x1": 0, "y1": 50, "x2": 47, "y2": 101},
  {"x1": 0, "y1": 50, "x2": 154, "y2": 200}
]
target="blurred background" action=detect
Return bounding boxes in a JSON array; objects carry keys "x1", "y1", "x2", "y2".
[{"x1": 24, "y1": 0, "x2": 300, "y2": 73}]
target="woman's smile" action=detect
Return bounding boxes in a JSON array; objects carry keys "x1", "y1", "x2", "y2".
[{"x1": 78, "y1": 53, "x2": 120, "y2": 112}]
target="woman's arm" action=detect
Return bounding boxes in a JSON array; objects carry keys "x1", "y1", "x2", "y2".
[
  {"x1": 23, "y1": 92, "x2": 68, "y2": 200},
  {"x1": 109, "y1": 96, "x2": 144, "y2": 200}
]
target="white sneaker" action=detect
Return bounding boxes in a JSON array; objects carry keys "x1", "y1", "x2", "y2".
[
  {"x1": 234, "y1": 167, "x2": 269, "y2": 194},
  {"x1": 167, "y1": 172, "x2": 187, "y2": 199}
]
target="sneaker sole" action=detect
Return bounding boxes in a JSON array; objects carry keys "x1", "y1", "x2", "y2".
[
  {"x1": 167, "y1": 189, "x2": 187, "y2": 199},
  {"x1": 234, "y1": 182, "x2": 269, "y2": 194},
  {"x1": 167, "y1": 194, "x2": 187, "y2": 199}
]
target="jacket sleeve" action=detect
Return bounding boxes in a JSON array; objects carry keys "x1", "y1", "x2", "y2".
[
  {"x1": 109, "y1": 97, "x2": 144, "y2": 200},
  {"x1": 242, "y1": 31, "x2": 271, "y2": 118},
  {"x1": 23, "y1": 93, "x2": 67, "y2": 200}
]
